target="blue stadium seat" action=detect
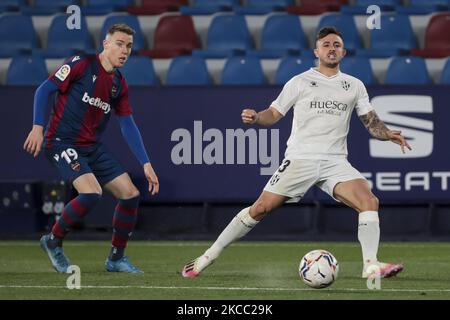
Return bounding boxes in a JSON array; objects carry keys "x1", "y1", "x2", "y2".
[
  {"x1": 385, "y1": 57, "x2": 431, "y2": 85},
  {"x1": 193, "y1": 14, "x2": 253, "y2": 58},
  {"x1": 180, "y1": 0, "x2": 239, "y2": 15},
  {"x1": 21, "y1": 0, "x2": 81, "y2": 15},
  {"x1": 166, "y1": 56, "x2": 212, "y2": 85},
  {"x1": 397, "y1": 0, "x2": 449, "y2": 15},
  {"x1": 249, "y1": 14, "x2": 308, "y2": 58},
  {"x1": 340, "y1": 56, "x2": 376, "y2": 85},
  {"x1": 82, "y1": 0, "x2": 133, "y2": 15},
  {"x1": 0, "y1": 14, "x2": 39, "y2": 57},
  {"x1": 119, "y1": 56, "x2": 158, "y2": 86},
  {"x1": 34, "y1": 0, "x2": 78, "y2": 4},
  {"x1": 409, "y1": 0, "x2": 449, "y2": 5},
  {"x1": 235, "y1": 0, "x2": 294, "y2": 15},
  {"x1": 221, "y1": 57, "x2": 266, "y2": 85},
  {"x1": 0, "y1": 0, "x2": 26, "y2": 12},
  {"x1": 316, "y1": 14, "x2": 362, "y2": 52},
  {"x1": 341, "y1": 0, "x2": 399, "y2": 14},
  {"x1": 357, "y1": 14, "x2": 417, "y2": 58},
  {"x1": 99, "y1": 15, "x2": 146, "y2": 52},
  {"x1": 6, "y1": 56, "x2": 48, "y2": 85},
  {"x1": 355, "y1": 0, "x2": 399, "y2": 6},
  {"x1": 440, "y1": 59, "x2": 450, "y2": 84},
  {"x1": 39, "y1": 14, "x2": 94, "y2": 58},
  {"x1": 275, "y1": 56, "x2": 315, "y2": 85}
]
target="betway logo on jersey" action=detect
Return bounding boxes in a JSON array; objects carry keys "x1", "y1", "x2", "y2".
[
  {"x1": 170, "y1": 121, "x2": 279, "y2": 175},
  {"x1": 369, "y1": 95, "x2": 433, "y2": 158},
  {"x1": 82, "y1": 92, "x2": 111, "y2": 114},
  {"x1": 310, "y1": 100, "x2": 348, "y2": 116}
]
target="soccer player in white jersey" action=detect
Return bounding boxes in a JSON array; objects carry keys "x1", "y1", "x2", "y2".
[{"x1": 182, "y1": 27, "x2": 411, "y2": 279}]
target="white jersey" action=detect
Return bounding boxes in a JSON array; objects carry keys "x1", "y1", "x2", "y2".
[{"x1": 271, "y1": 68, "x2": 373, "y2": 160}]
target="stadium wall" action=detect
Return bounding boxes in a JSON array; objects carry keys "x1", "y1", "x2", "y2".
[{"x1": 1, "y1": 85, "x2": 450, "y2": 240}]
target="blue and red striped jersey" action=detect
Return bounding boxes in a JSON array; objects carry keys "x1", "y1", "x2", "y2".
[{"x1": 44, "y1": 54, "x2": 132, "y2": 147}]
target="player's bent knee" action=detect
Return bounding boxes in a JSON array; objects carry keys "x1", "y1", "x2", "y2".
[
  {"x1": 252, "y1": 201, "x2": 273, "y2": 219},
  {"x1": 359, "y1": 194, "x2": 379, "y2": 212},
  {"x1": 83, "y1": 188, "x2": 102, "y2": 196},
  {"x1": 122, "y1": 187, "x2": 140, "y2": 200},
  {"x1": 130, "y1": 188, "x2": 140, "y2": 199}
]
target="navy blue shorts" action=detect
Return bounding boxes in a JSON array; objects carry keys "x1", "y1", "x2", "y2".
[{"x1": 44, "y1": 143, "x2": 125, "y2": 185}]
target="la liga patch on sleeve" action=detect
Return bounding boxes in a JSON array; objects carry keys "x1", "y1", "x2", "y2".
[{"x1": 55, "y1": 64, "x2": 71, "y2": 81}]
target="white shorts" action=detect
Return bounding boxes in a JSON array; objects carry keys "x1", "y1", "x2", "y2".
[{"x1": 263, "y1": 158, "x2": 367, "y2": 202}]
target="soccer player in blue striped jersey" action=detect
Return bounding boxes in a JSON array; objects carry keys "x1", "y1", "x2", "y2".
[{"x1": 23, "y1": 24, "x2": 158, "y2": 274}]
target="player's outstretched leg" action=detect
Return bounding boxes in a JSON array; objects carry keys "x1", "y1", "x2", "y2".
[
  {"x1": 182, "y1": 207, "x2": 259, "y2": 278},
  {"x1": 105, "y1": 195, "x2": 143, "y2": 273},
  {"x1": 40, "y1": 193, "x2": 101, "y2": 273}
]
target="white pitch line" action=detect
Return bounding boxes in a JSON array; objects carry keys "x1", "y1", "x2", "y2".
[{"x1": 0, "y1": 285, "x2": 450, "y2": 293}]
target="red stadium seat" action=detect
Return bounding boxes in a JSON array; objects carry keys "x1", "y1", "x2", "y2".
[
  {"x1": 127, "y1": 0, "x2": 188, "y2": 15},
  {"x1": 287, "y1": 0, "x2": 347, "y2": 15},
  {"x1": 411, "y1": 13, "x2": 450, "y2": 58},
  {"x1": 139, "y1": 15, "x2": 201, "y2": 59}
]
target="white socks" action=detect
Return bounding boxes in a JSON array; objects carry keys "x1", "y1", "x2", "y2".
[
  {"x1": 204, "y1": 207, "x2": 258, "y2": 261},
  {"x1": 358, "y1": 211, "x2": 380, "y2": 264}
]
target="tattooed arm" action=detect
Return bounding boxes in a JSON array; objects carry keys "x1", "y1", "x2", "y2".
[
  {"x1": 359, "y1": 110, "x2": 412, "y2": 153},
  {"x1": 359, "y1": 110, "x2": 390, "y2": 140}
]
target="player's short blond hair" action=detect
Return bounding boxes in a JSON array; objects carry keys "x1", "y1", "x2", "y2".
[{"x1": 107, "y1": 23, "x2": 135, "y2": 36}]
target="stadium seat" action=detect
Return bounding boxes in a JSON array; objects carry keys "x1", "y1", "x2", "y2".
[
  {"x1": 341, "y1": 0, "x2": 399, "y2": 14},
  {"x1": 235, "y1": 0, "x2": 294, "y2": 15},
  {"x1": 6, "y1": 56, "x2": 48, "y2": 85},
  {"x1": 316, "y1": 14, "x2": 362, "y2": 52},
  {"x1": 409, "y1": 0, "x2": 449, "y2": 5},
  {"x1": 440, "y1": 58, "x2": 450, "y2": 84},
  {"x1": 397, "y1": 0, "x2": 449, "y2": 15},
  {"x1": 275, "y1": 56, "x2": 315, "y2": 84},
  {"x1": 357, "y1": 14, "x2": 417, "y2": 58},
  {"x1": 82, "y1": 0, "x2": 133, "y2": 15},
  {"x1": 0, "y1": 14, "x2": 39, "y2": 58},
  {"x1": 119, "y1": 56, "x2": 158, "y2": 86},
  {"x1": 99, "y1": 15, "x2": 146, "y2": 52},
  {"x1": 21, "y1": 0, "x2": 81, "y2": 15},
  {"x1": 287, "y1": 0, "x2": 346, "y2": 15},
  {"x1": 166, "y1": 56, "x2": 212, "y2": 85},
  {"x1": 340, "y1": 56, "x2": 376, "y2": 85},
  {"x1": 139, "y1": 15, "x2": 201, "y2": 59},
  {"x1": 192, "y1": 14, "x2": 253, "y2": 58},
  {"x1": 221, "y1": 57, "x2": 266, "y2": 85},
  {"x1": 33, "y1": 0, "x2": 78, "y2": 4},
  {"x1": 385, "y1": 56, "x2": 431, "y2": 85},
  {"x1": 0, "y1": 0, "x2": 26, "y2": 12},
  {"x1": 180, "y1": 0, "x2": 238, "y2": 15},
  {"x1": 38, "y1": 14, "x2": 94, "y2": 58},
  {"x1": 127, "y1": 0, "x2": 188, "y2": 16},
  {"x1": 411, "y1": 13, "x2": 450, "y2": 58},
  {"x1": 248, "y1": 14, "x2": 308, "y2": 58}
]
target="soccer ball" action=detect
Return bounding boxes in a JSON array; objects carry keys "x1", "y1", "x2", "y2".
[{"x1": 299, "y1": 249, "x2": 339, "y2": 289}]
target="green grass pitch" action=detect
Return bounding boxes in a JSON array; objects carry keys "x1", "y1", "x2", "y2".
[{"x1": 0, "y1": 241, "x2": 449, "y2": 300}]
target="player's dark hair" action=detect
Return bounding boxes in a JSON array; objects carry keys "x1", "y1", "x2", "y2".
[
  {"x1": 107, "y1": 23, "x2": 135, "y2": 36},
  {"x1": 316, "y1": 26, "x2": 343, "y2": 41}
]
